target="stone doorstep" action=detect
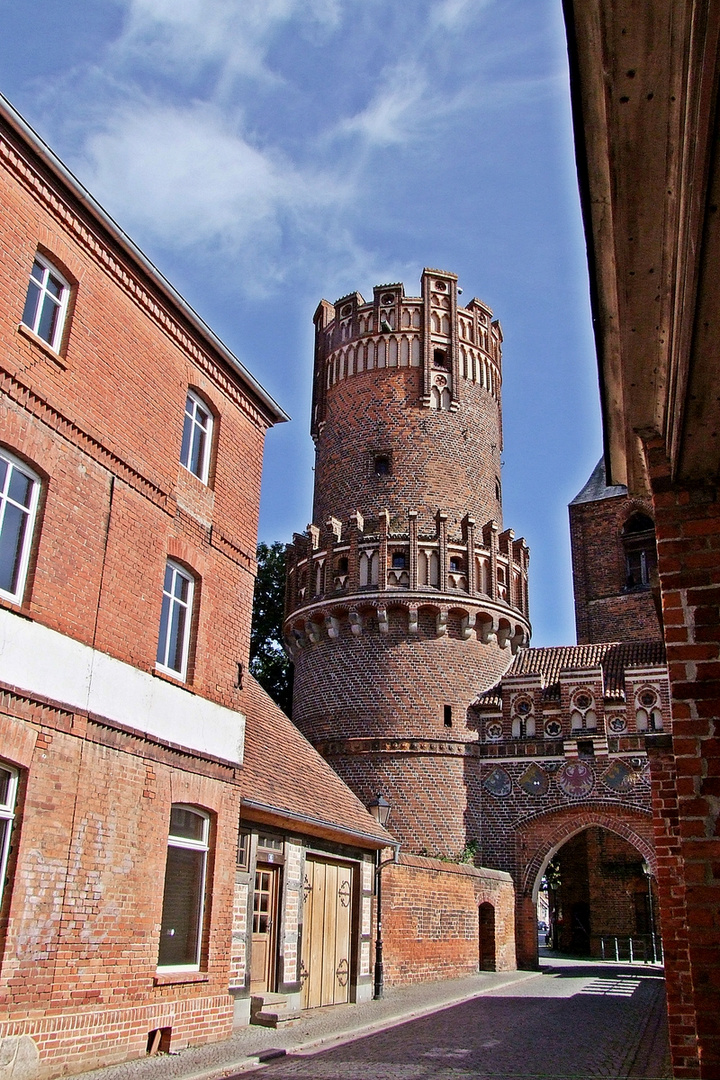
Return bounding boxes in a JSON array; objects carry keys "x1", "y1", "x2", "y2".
[{"x1": 250, "y1": 992, "x2": 302, "y2": 1029}]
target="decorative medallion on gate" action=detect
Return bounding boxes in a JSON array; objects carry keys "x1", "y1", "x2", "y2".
[
  {"x1": 518, "y1": 763, "x2": 549, "y2": 796},
  {"x1": 607, "y1": 715, "x2": 627, "y2": 734},
  {"x1": 302, "y1": 874, "x2": 313, "y2": 903},
  {"x1": 338, "y1": 879, "x2": 351, "y2": 908},
  {"x1": 335, "y1": 958, "x2": 349, "y2": 987},
  {"x1": 483, "y1": 765, "x2": 512, "y2": 798},
  {"x1": 557, "y1": 760, "x2": 594, "y2": 798},
  {"x1": 485, "y1": 721, "x2": 503, "y2": 741},
  {"x1": 602, "y1": 760, "x2": 636, "y2": 793},
  {"x1": 544, "y1": 719, "x2": 562, "y2": 738}
]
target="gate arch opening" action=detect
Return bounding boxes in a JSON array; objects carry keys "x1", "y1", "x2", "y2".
[{"x1": 516, "y1": 804, "x2": 656, "y2": 968}]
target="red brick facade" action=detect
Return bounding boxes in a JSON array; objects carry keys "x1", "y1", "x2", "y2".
[
  {"x1": 569, "y1": 460, "x2": 661, "y2": 644},
  {"x1": 382, "y1": 855, "x2": 515, "y2": 985},
  {"x1": 642, "y1": 437, "x2": 720, "y2": 1078},
  {"x1": 0, "y1": 97, "x2": 285, "y2": 1076}
]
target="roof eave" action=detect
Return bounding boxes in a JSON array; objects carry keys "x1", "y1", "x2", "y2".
[
  {"x1": 0, "y1": 93, "x2": 289, "y2": 428},
  {"x1": 241, "y1": 798, "x2": 397, "y2": 851}
]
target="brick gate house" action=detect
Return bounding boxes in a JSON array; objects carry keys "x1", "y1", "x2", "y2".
[{"x1": 0, "y1": 92, "x2": 390, "y2": 1079}]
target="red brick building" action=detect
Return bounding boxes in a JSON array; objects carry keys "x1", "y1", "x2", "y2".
[{"x1": 0, "y1": 91, "x2": 393, "y2": 1077}]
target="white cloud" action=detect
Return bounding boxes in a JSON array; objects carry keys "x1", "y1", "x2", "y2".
[
  {"x1": 80, "y1": 100, "x2": 351, "y2": 289},
  {"x1": 336, "y1": 62, "x2": 437, "y2": 147},
  {"x1": 429, "y1": 0, "x2": 492, "y2": 31},
  {"x1": 113, "y1": 0, "x2": 343, "y2": 89}
]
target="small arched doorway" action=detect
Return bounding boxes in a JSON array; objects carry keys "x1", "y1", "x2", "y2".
[{"x1": 478, "y1": 902, "x2": 496, "y2": 971}]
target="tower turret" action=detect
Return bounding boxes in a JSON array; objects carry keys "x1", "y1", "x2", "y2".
[{"x1": 286, "y1": 270, "x2": 531, "y2": 855}]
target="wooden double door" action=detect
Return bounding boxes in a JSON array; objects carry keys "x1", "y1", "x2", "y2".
[{"x1": 300, "y1": 857, "x2": 354, "y2": 1009}]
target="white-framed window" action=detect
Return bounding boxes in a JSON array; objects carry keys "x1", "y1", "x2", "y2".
[
  {"x1": 156, "y1": 560, "x2": 194, "y2": 680},
  {"x1": 0, "y1": 449, "x2": 41, "y2": 605},
  {"x1": 158, "y1": 804, "x2": 209, "y2": 970},
  {"x1": 0, "y1": 764, "x2": 19, "y2": 910},
  {"x1": 180, "y1": 391, "x2": 213, "y2": 484},
  {"x1": 21, "y1": 253, "x2": 70, "y2": 353}
]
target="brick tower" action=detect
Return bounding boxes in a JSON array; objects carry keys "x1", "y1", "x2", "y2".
[
  {"x1": 285, "y1": 269, "x2": 531, "y2": 855},
  {"x1": 569, "y1": 458, "x2": 661, "y2": 644}
]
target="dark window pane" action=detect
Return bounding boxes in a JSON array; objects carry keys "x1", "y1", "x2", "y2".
[
  {"x1": 158, "y1": 845, "x2": 205, "y2": 967},
  {"x1": 0, "y1": 767, "x2": 12, "y2": 807},
  {"x1": 8, "y1": 469, "x2": 32, "y2": 508},
  {"x1": 37, "y1": 297, "x2": 59, "y2": 345},
  {"x1": 156, "y1": 592, "x2": 171, "y2": 665},
  {"x1": 168, "y1": 602, "x2": 187, "y2": 671},
  {"x1": 170, "y1": 806, "x2": 206, "y2": 843},
  {"x1": 22, "y1": 281, "x2": 40, "y2": 329},
  {"x1": 0, "y1": 460, "x2": 7, "y2": 491},
  {"x1": 180, "y1": 410, "x2": 193, "y2": 469},
  {"x1": 173, "y1": 572, "x2": 189, "y2": 603},
  {"x1": 46, "y1": 274, "x2": 63, "y2": 300},
  {"x1": 30, "y1": 260, "x2": 44, "y2": 283},
  {"x1": 189, "y1": 427, "x2": 206, "y2": 476},
  {"x1": 0, "y1": 504, "x2": 28, "y2": 593}
]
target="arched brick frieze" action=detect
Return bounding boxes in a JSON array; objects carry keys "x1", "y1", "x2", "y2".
[{"x1": 517, "y1": 801, "x2": 655, "y2": 901}]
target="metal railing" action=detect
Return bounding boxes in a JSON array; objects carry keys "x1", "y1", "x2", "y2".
[{"x1": 599, "y1": 934, "x2": 662, "y2": 964}]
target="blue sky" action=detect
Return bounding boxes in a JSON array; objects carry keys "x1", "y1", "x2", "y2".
[{"x1": 0, "y1": 0, "x2": 602, "y2": 646}]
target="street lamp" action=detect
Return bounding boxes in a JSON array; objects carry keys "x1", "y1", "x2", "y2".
[
  {"x1": 642, "y1": 861, "x2": 658, "y2": 964},
  {"x1": 368, "y1": 794, "x2": 391, "y2": 828},
  {"x1": 367, "y1": 794, "x2": 395, "y2": 999}
]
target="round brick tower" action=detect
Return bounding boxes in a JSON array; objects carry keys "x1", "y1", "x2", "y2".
[{"x1": 285, "y1": 269, "x2": 531, "y2": 855}]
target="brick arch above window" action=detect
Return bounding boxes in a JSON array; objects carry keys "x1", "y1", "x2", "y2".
[
  {"x1": 166, "y1": 536, "x2": 206, "y2": 576},
  {"x1": 0, "y1": 713, "x2": 38, "y2": 770},
  {"x1": 35, "y1": 230, "x2": 84, "y2": 285}
]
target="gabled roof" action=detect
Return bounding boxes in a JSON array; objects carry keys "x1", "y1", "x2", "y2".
[
  {"x1": 239, "y1": 675, "x2": 394, "y2": 849},
  {"x1": 474, "y1": 640, "x2": 666, "y2": 708},
  {"x1": 570, "y1": 458, "x2": 628, "y2": 505}
]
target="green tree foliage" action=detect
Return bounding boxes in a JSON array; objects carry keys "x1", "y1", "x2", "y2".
[{"x1": 250, "y1": 541, "x2": 294, "y2": 716}]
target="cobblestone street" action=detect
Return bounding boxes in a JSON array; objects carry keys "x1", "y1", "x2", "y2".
[{"x1": 243, "y1": 957, "x2": 670, "y2": 1080}]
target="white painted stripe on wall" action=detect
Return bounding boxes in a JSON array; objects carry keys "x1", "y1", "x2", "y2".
[{"x1": 0, "y1": 608, "x2": 244, "y2": 764}]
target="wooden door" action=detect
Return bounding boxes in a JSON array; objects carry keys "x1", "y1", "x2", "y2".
[
  {"x1": 300, "y1": 857, "x2": 353, "y2": 1009},
  {"x1": 250, "y1": 864, "x2": 279, "y2": 993}
]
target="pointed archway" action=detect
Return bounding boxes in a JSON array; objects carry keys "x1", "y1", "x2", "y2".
[{"x1": 514, "y1": 803, "x2": 655, "y2": 968}]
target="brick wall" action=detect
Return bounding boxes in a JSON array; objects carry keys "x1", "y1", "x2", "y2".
[
  {"x1": 312, "y1": 369, "x2": 503, "y2": 536},
  {"x1": 382, "y1": 855, "x2": 515, "y2": 985},
  {"x1": 0, "y1": 695, "x2": 240, "y2": 1076},
  {"x1": 569, "y1": 492, "x2": 660, "y2": 644},
  {"x1": 644, "y1": 437, "x2": 720, "y2": 1079}
]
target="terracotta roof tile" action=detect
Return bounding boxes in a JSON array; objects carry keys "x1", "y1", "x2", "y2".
[
  {"x1": 474, "y1": 640, "x2": 666, "y2": 707},
  {"x1": 239, "y1": 675, "x2": 393, "y2": 848}
]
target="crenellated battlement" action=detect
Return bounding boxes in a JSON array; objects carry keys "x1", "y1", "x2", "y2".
[
  {"x1": 311, "y1": 268, "x2": 502, "y2": 438},
  {"x1": 284, "y1": 505, "x2": 530, "y2": 656}
]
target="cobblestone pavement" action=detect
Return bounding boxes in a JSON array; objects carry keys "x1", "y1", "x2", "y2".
[{"x1": 242, "y1": 957, "x2": 670, "y2": 1080}]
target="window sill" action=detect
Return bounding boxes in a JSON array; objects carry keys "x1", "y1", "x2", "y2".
[
  {"x1": 153, "y1": 667, "x2": 195, "y2": 693},
  {"x1": 154, "y1": 970, "x2": 209, "y2": 987},
  {"x1": 17, "y1": 322, "x2": 67, "y2": 369}
]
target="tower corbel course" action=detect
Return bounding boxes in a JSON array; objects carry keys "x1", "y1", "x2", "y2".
[{"x1": 286, "y1": 269, "x2": 531, "y2": 855}]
